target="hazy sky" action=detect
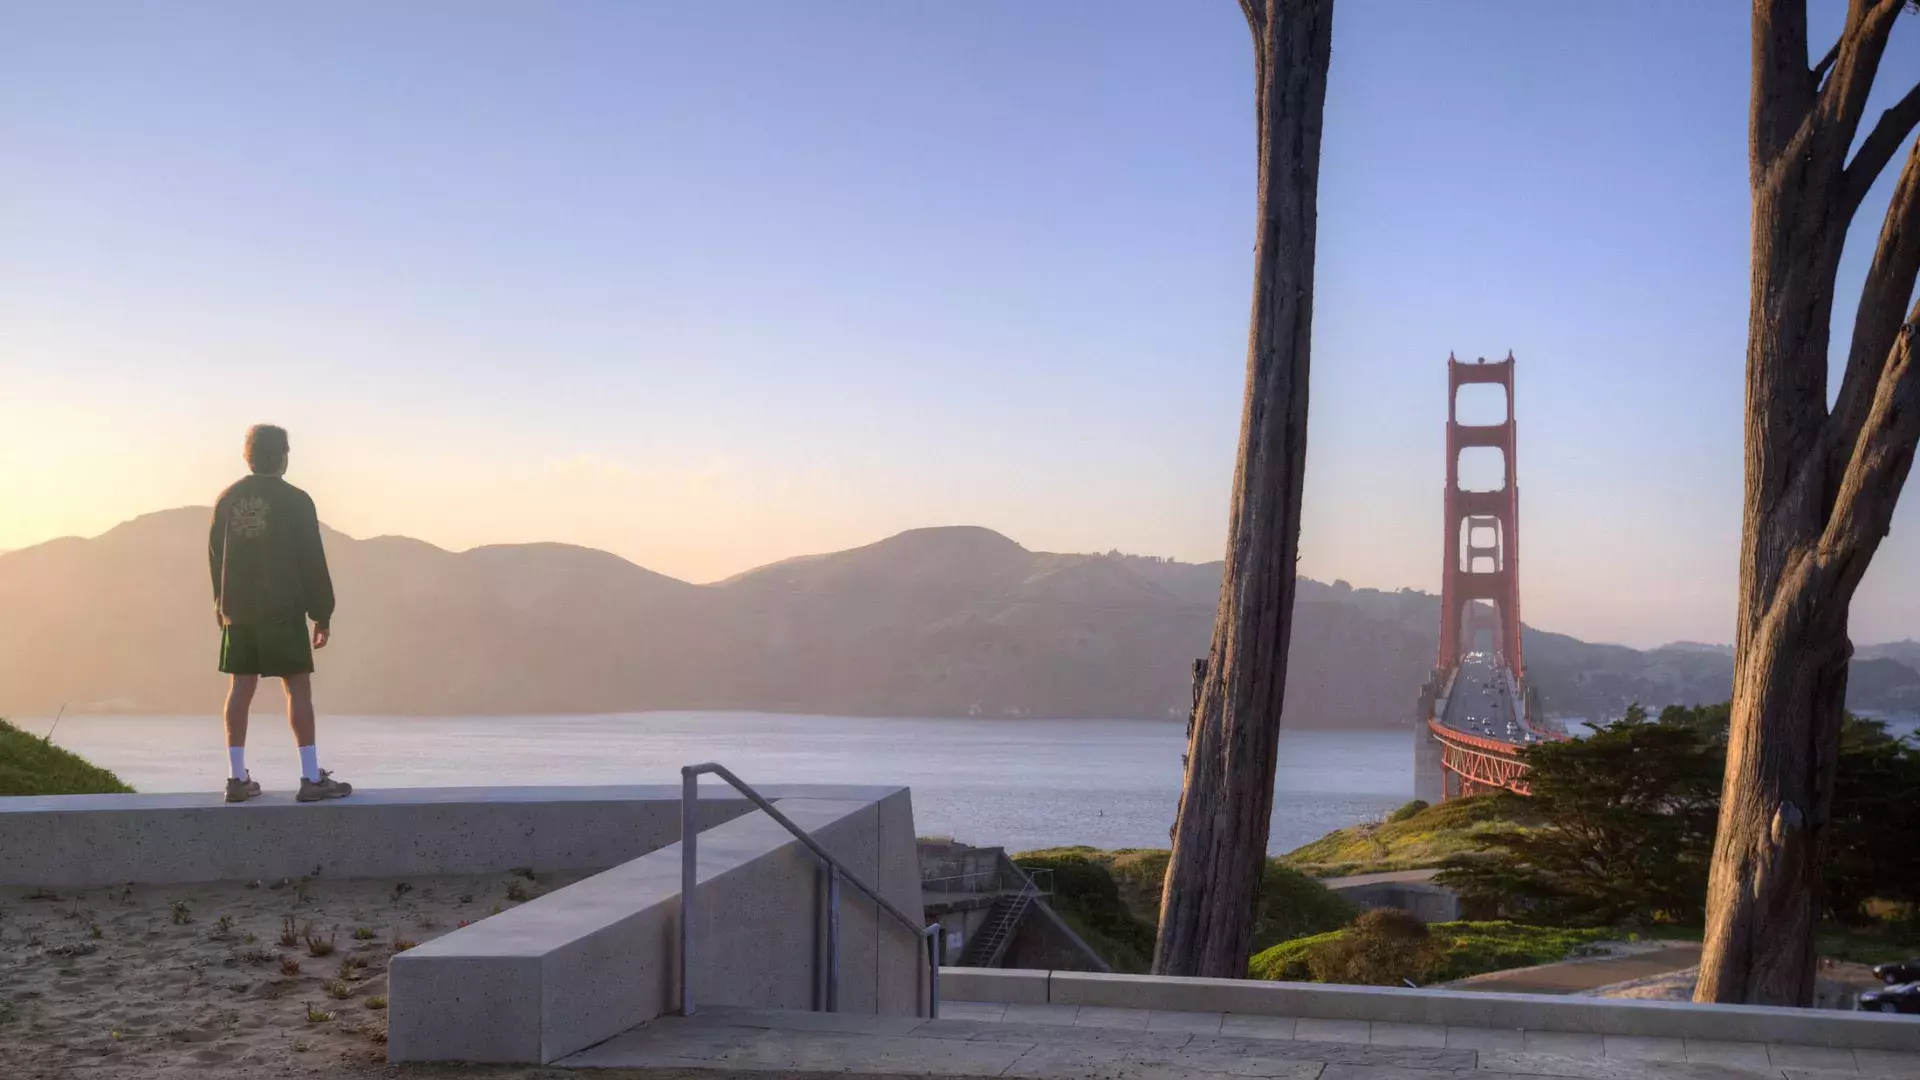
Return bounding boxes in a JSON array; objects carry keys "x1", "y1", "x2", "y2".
[{"x1": 4, "y1": 2, "x2": 1919, "y2": 648}]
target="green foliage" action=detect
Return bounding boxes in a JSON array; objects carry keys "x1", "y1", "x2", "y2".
[
  {"x1": 1249, "y1": 919, "x2": 1612, "y2": 985},
  {"x1": 1282, "y1": 793, "x2": 1535, "y2": 877},
  {"x1": 1438, "y1": 704, "x2": 1920, "y2": 926},
  {"x1": 1253, "y1": 862, "x2": 1364, "y2": 950},
  {"x1": 1438, "y1": 705, "x2": 1720, "y2": 925},
  {"x1": 1303, "y1": 909, "x2": 1437, "y2": 986},
  {"x1": 1016, "y1": 845, "x2": 1359, "y2": 971},
  {"x1": 1386, "y1": 799, "x2": 1430, "y2": 824},
  {"x1": 1826, "y1": 716, "x2": 1920, "y2": 922},
  {"x1": 0, "y1": 718, "x2": 133, "y2": 796},
  {"x1": 1014, "y1": 848, "x2": 1159, "y2": 971}
]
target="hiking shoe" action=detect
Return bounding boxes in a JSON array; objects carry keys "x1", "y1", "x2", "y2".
[
  {"x1": 225, "y1": 775, "x2": 262, "y2": 803},
  {"x1": 297, "y1": 770, "x2": 353, "y2": 803}
]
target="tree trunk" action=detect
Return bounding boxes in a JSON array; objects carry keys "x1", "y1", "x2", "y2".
[
  {"x1": 1154, "y1": 0, "x2": 1332, "y2": 979},
  {"x1": 1698, "y1": 0, "x2": 1920, "y2": 1005}
]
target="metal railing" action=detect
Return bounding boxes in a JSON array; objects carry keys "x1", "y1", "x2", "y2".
[{"x1": 679, "y1": 763, "x2": 941, "y2": 1020}]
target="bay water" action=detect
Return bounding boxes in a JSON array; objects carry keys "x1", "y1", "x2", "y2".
[{"x1": 35, "y1": 713, "x2": 1413, "y2": 856}]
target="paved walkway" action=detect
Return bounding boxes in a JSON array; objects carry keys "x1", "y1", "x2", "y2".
[
  {"x1": 1449, "y1": 944, "x2": 1706, "y2": 995},
  {"x1": 1317, "y1": 869, "x2": 1444, "y2": 889},
  {"x1": 556, "y1": 1002, "x2": 1920, "y2": 1078}
]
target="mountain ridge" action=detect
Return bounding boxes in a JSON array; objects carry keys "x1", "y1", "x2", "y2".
[{"x1": 3, "y1": 508, "x2": 1918, "y2": 723}]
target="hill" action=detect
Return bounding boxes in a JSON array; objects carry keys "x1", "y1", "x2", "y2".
[
  {"x1": 2, "y1": 508, "x2": 1918, "y2": 722},
  {"x1": 0, "y1": 718, "x2": 133, "y2": 795}
]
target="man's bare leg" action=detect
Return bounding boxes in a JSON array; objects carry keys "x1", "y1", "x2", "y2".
[
  {"x1": 224, "y1": 675, "x2": 258, "y2": 776},
  {"x1": 284, "y1": 673, "x2": 349, "y2": 799},
  {"x1": 283, "y1": 672, "x2": 316, "y2": 748},
  {"x1": 223, "y1": 675, "x2": 261, "y2": 800}
]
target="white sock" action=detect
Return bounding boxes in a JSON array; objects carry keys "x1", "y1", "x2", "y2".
[
  {"x1": 228, "y1": 747, "x2": 247, "y2": 782},
  {"x1": 298, "y1": 745, "x2": 321, "y2": 783}
]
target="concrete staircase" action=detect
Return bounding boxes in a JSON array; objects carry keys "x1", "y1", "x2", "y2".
[{"x1": 958, "y1": 890, "x2": 1035, "y2": 967}]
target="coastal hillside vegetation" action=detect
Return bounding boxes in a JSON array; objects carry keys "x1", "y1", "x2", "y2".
[
  {"x1": 1248, "y1": 912, "x2": 1611, "y2": 986},
  {"x1": 1438, "y1": 704, "x2": 1920, "y2": 927},
  {"x1": 1281, "y1": 795, "x2": 1538, "y2": 878},
  {"x1": 0, "y1": 718, "x2": 133, "y2": 795},
  {"x1": 1014, "y1": 846, "x2": 1357, "y2": 972}
]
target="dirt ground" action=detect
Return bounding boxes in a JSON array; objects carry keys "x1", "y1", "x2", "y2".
[{"x1": 0, "y1": 869, "x2": 606, "y2": 1079}]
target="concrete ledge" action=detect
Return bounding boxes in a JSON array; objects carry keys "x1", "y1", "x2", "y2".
[
  {"x1": 941, "y1": 969, "x2": 1920, "y2": 1052},
  {"x1": 390, "y1": 789, "x2": 925, "y2": 1064},
  {"x1": 0, "y1": 783, "x2": 902, "y2": 886},
  {"x1": 940, "y1": 966, "x2": 1049, "y2": 1005}
]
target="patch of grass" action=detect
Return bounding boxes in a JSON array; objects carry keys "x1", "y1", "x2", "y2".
[
  {"x1": 279, "y1": 957, "x2": 302, "y2": 977},
  {"x1": 170, "y1": 900, "x2": 193, "y2": 925},
  {"x1": 338, "y1": 955, "x2": 369, "y2": 980},
  {"x1": 504, "y1": 879, "x2": 533, "y2": 903},
  {"x1": 304, "y1": 923, "x2": 336, "y2": 957},
  {"x1": 305, "y1": 1003, "x2": 334, "y2": 1024},
  {"x1": 211, "y1": 914, "x2": 234, "y2": 938},
  {"x1": 0, "y1": 718, "x2": 133, "y2": 795},
  {"x1": 1249, "y1": 919, "x2": 1613, "y2": 985},
  {"x1": 323, "y1": 979, "x2": 353, "y2": 1000},
  {"x1": 391, "y1": 933, "x2": 417, "y2": 953},
  {"x1": 279, "y1": 916, "x2": 300, "y2": 947},
  {"x1": 89, "y1": 924, "x2": 102, "y2": 939},
  {"x1": 0, "y1": 1001, "x2": 14, "y2": 1025},
  {"x1": 351, "y1": 926, "x2": 376, "y2": 941},
  {"x1": 364, "y1": 995, "x2": 388, "y2": 1011},
  {"x1": 1281, "y1": 794, "x2": 1538, "y2": 878}
]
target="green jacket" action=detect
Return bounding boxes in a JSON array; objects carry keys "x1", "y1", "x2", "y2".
[{"x1": 208, "y1": 475, "x2": 335, "y2": 630}]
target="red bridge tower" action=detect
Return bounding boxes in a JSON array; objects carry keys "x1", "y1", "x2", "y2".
[{"x1": 1439, "y1": 354, "x2": 1523, "y2": 675}]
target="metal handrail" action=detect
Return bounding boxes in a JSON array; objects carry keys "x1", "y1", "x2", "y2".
[{"x1": 679, "y1": 763, "x2": 941, "y2": 1020}]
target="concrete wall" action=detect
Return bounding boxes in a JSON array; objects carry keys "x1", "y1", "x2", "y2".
[
  {"x1": 388, "y1": 789, "x2": 925, "y2": 1065},
  {"x1": 1006, "y1": 899, "x2": 1112, "y2": 973},
  {"x1": 1332, "y1": 881, "x2": 1460, "y2": 923},
  {"x1": 0, "y1": 786, "x2": 758, "y2": 887},
  {"x1": 938, "y1": 969, "x2": 1920, "y2": 1053},
  {"x1": 918, "y1": 840, "x2": 1005, "y2": 893}
]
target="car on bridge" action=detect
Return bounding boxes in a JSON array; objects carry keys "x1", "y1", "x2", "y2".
[
  {"x1": 1872, "y1": 958, "x2": 1920, "y2": 984},
  {"x1": 1858, "y1": 981, "x2": 1920, "y2": 1014}
]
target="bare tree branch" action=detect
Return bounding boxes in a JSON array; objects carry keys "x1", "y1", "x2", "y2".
[
  {"x1": 1845, "y1": 80, "x2": 1920, "y2": 211},
  {"x1": 1834, "y1": 136, "x2": 1920, "y2": 487},
  {"x1": 1813, "y1": 38, "x2": 1840, "y2": 87},
  {"x1": 1239, "y1": 0, "x2": 1265, "y2": 41},
  {"x1": 1752, "y1": 0, "x2": 1818, "y2": 167},
  {"x1": 1819, "y1": 310, "x2": 1920, "y2": 595},
  {"x1": 1803, "y1": 0, "x2": 1905, "y2": 177}
]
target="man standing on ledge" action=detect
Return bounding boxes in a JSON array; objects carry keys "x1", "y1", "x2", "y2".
[{"x1": 210, "y1": 424, "x2": 352, "y2": 803}]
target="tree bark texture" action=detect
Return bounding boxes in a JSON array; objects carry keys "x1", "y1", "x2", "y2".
[
  {"x1": 1154, "y1": 0, "x2": 1332, "y2": 979},
  {"x1": 1698, "y1": 0, "x2": 1920, "y2": 1006}
]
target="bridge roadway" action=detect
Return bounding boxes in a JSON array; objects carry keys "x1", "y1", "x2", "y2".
[
  {"x1": 1429, "y1": 652, "x2": 1548, "y2": 796},
  {"x1": 1441, "y1": 652, "x2": 1539, "y2": 747}
]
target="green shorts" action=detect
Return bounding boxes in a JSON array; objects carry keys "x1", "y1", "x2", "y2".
[{"x1": 220, "y1": 621, "x2": 314, "y2": 677}]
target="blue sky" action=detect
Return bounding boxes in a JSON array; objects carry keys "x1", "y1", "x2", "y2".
[{"x1": 3, "y1": 1, "x2": 1918, "y2": 648}]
